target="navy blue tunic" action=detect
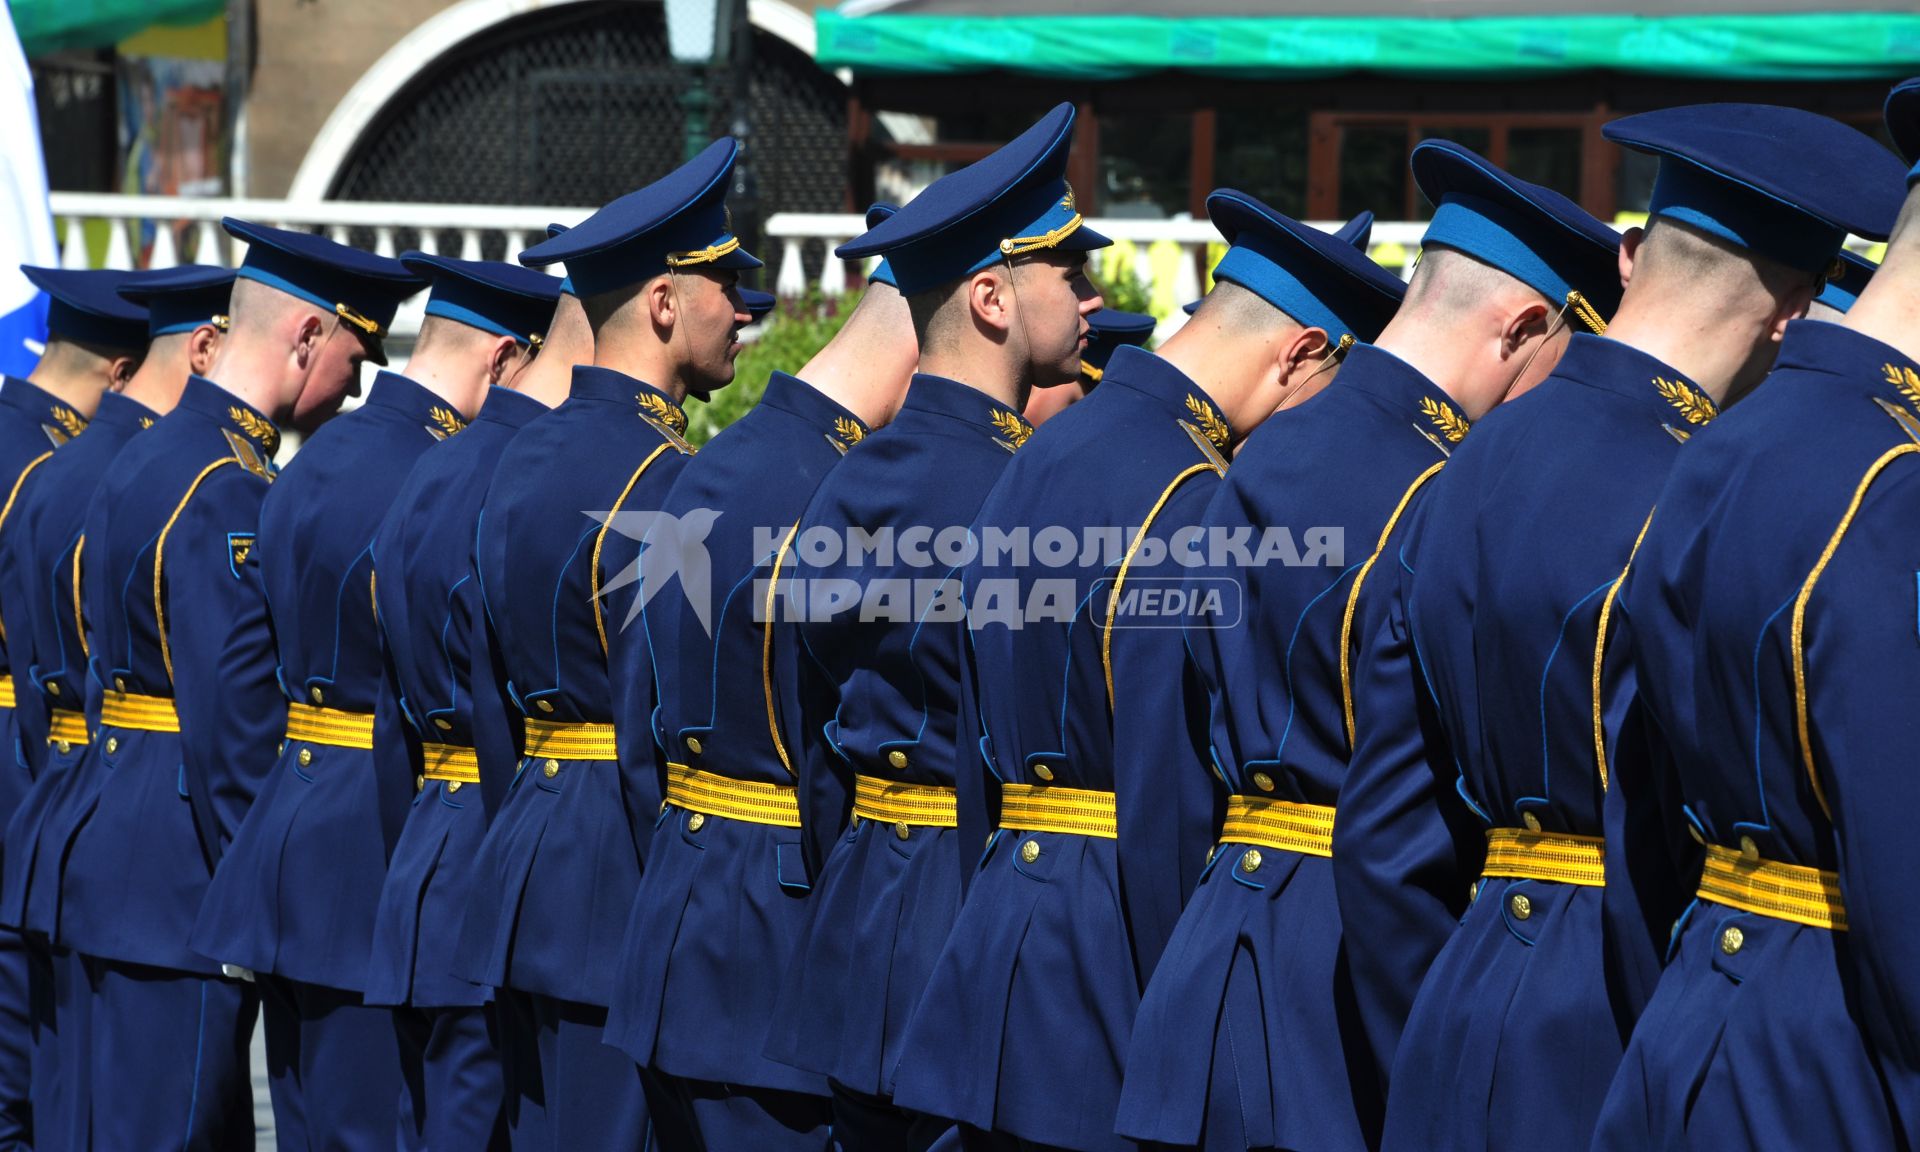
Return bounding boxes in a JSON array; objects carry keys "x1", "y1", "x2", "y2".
[
  {"x1": 0, "y1": 392, "x2": 156, "y2": 938},
  {"x1": 764, "y1": 372, "x2": 1028, "y2": 1097},
  {"x1": 1118, "y1": 345, "x2": 1462, "y2": 1151},
  {"x1": 61, "y1": 375, "x2": 282, "y2": 975},
  {"x1": 365, "y1": 385, "x2": 548, "y2": 1008},
  {"x1": 890, "y1": 345, "x2": 1229, "y2": 1151},
  {"x1": 191, "y1": 372, "x2": 457, "y2": 992},
  {"x1": 455, "y1": 365, "x2": 694, "y2": 1007},
  {"x1": 603, "y1": 371, "x2": 865, "y2": 1093},
  {"x1": 1597, "y1": 320, "x2": 1920, "y2": 1148}
]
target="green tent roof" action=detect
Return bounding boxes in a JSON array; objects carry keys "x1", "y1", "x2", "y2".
[
  {"x1": 13, "y1": 0, "x2": 224, "y2": 58},
  {"x1": 817, "y1": 5, "x2": 1920, "y2": 81}
]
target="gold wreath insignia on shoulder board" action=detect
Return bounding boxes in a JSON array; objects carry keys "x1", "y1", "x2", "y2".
[
  {"x1": 1418, "y1": 396, "x2": 1470, "y2": 444},
  {"x1": 50, "y1": 406, "x2": 86, "y2": 440},
  {"x1": 426, "y1": 406, "x2": 468, "y2": 441},
  {"x1": 223, "y1": 429, "x2": 275, "y2": 483},
  {"x1": 1662, "y1": 424, "x2": 1693, "y2": 445},
  {"x1": 39, "y1": 424, "x2": 68, "y2": 448},
  {"x1": 637, "y1": 392, "x2": 688, "y2": 434},
  {"x1": 831, "y1": 416, "x2": 867, "y2": 454},
  {"x1": 1185, "y1": 394, "x2": 1231, "y2": 451},
  {"x1": 1871, "y1": 396, "x2": 1920, "y2": 447},
  {"x1": 1653, "y1": 377, "x2": 1717, "y2": 426},
  {"x1": 1179, "y1": 420, "x2": 1229, "y2": 475},
  {"x1": 989, "y1": 409, "x2": 1032, "y2": 453},
  {"x1": 227, "y1": 406, "x2": 281, "y2": 455},
  {"x1": 1412, "y1": 423, "x2": 1453, "y2": 458}
]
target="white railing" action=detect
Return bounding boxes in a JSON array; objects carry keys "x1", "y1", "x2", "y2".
[
  {"x1": 765, "y1": 211, "x2": 1433, "y2": 302},
  {"x1": 47, "y1": 193, "x2": 597, "y2": 338}
]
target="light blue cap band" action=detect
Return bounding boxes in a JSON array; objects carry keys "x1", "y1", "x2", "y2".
[
  {"x1": 1211, "y1": 243, "x2": 1348, "y2": 341},
  {"x1": 1423, "y1": 195, "x2": 1573, "y2": 305}
]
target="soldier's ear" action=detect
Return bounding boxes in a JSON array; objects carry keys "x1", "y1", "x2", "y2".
[
  {"x1": 107, "y1": 352, "x2": 140, "y2": 390},
  {"x1": 486, "y1": 335, "x2": 520, "y2": 386},
  {"x1": 188, "y1": 325, "x2": 222, "y2": 376},
  {"x1": 1617, "y1": 226, "x2": 1645, "y2": 293},
  {"x1": 967, "y1": 266, "x2": 1012, "y2": 336},
  {"x1": 293, "y1": 313, "x2": 326, "y2": 369}
]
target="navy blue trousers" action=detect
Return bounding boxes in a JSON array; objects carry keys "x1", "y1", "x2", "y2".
[
  {"x1": 639, "y1": 1069, "x2": 828, "y2": 1152},
  {"x1": 83, "y1": 957, "x2": 256, "y2": 1150},
  {"x1": 394, "y1": 1003, "x2": 507, "y2": 1151},
  {"x1": 26, "y1": 943, "x2": 88, "y2": 1151},
  {"x1": 500, "y1": 992, "x2": 649, "y2": 1150},
  {"x1": 259, "y1": 975, "x2": 403, "y2": 1152}
]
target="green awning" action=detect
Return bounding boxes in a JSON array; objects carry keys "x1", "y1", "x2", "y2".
[
  {"x1": 816, "y1": 11, "x2": 1920, "y2": 81},
  {"x1": 12, "y1": 0, "x2": 224, "y2": 57}
]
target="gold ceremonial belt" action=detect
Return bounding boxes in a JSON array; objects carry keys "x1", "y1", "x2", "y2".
[
  {"x1": 664, "y1": 762, "x2": 801, "y2": 828},
  {"x1": 422, "y1": 743, "x2": 480, "y2": 784},
  {"x1": 1220, "y1": 795, "x2": 1335, "y2": 858},
  {"x1": 1697, "y1": 843, "x2": 1846, "y2": 931},
  {"x1": 999, "y1": 783, "x2": 1117, "y2": 839},
  {"x1": 523, "y1": 718, "x2": 617, "y2": 761},
  {"x1": 0, "y1": 674, "x2": 13, "y2": 709},
  {"x1": 46, "y1": 709, "x2": 89, "y2": 748},
  {"x1": 852, "y1": 775, "x2": 957, "y2": 828},
  {"x1": 285, "y1": 701, "x2": 375, "y2": 750},
  {"x1": 1481, "y1": 827, "x2": 1607, "y2": 887},
  {"x1": 101, "y1": 690, "x2": 180, "y2": 733}
]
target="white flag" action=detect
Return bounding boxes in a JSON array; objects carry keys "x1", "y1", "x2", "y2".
[{"x1": 0, "y1": 8, "x2": 55, "y2": 377}]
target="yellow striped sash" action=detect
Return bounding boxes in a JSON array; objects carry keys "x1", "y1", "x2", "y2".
[
  {"x1": 284, "y1": 701, "x2": 375, "y2": 750},
  {"x1": 999, "y1": 783, "x2": 1117, "y2": 839},
  {"x1": 852, "y1": 775, "x2": 958, "y2": 828},
  {"x1": 1481, "y1": 827, "x2": 1606, "y2": 887},
  {"x1": 523, "y1": 719, "x2": 617, "y2": 761},
  {"x1": 0, "y1": 675, "x2": 13, "y2": 709},
  {"x1": 101, "y1": 691, "x2": 179, "y2": 733},
  {"x1": 46, "y1": 709, "x2": 89, "y2": 748},
  {"x1": 422, "y1": 743, "x2": 480, "y2": 784},
  {"x1": 664, "y1": 762, "x2": 801, "y2": 827},
  {"x1": 1220, "y1": 795, "x2": 1335, "y2": 858},
  {"x1": 1697, "y1": 844, "x2": 1846, "y2": 931}
]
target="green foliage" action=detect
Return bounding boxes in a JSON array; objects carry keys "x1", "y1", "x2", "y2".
[
  {"x1": 683, "y1": 288, "x2": 861, "y2": 445},
  {"x1": 1091, "y1": 256, "x2": 1154, "y2": 322}
]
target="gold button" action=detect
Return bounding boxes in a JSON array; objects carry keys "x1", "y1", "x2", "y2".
[
  {"x1": 106, "y1": 737, "x2": 118, "y2": 755},
  {"x1": 849, "y1": 814, "x2": 862, "y2": 829},
  {"x1": 415, "y1": 775, "x2": 425, "y2": 792},
  {"x1": 114, "y1": 677, "x2": 125, "y2": 692},
  {"x1": 298, "y1": 748, "x2": 313, "y2": 767},
  {"x1": 536, "y1": 699, "x2": 554, "y2": 713},
  {"x1": 55, "y1": 741, "x2": 69, "y2": 754},
  {"x1": 687, "y1": 812, "x2": 706, "y2": 832},
  {"x1": 1206, "y1": 845, "x2": 1219, "y2": 866},
  {"x1": 1720, "y1": 925, "x2": 1745, "y2": 955},
  {"x1": 1739, "y1": 835, "x2": 1759, "y2": 861},
  {"x1": 888, "y1": 750, "x2": 908, "y2": 769},
  {"x1": 1240, "y1": 849, "x2": 1263, "y2": 874},
  {"x1": 1469, "y1": 880, "x2": 1481, "y2": 903},
  {"x1": 686, "y1": 736, "x2": 702, "y2": 755},
  {"x1": 434, "y1": 718, "x2": 452, "y2": 731},
  {"x1": 447, "y1": 781, "x2": 462, "y2": 794},
  {"x1": 46, "y1": 683, "x2": 58, "y2": 697},
  {"x1": 1019, "y1": 839, "x2": 1041, "y2": 863},
  {"x1": 1522, "y1": 812, "x2": 1542, "y2": 832},
  {"x1": 542, "y1": 759, "x2": 559, "y2": 778},
  {"x1": 660, "y1": 799, "x2": 671, "y2": 815},
  {"x1": 1033, "y1": 764, "x2": 1054, "y2": 782},
  {"x1": 1689, "y1": 823, "x2": 1706, "y2": 845},
  {"x1": 310, "y1": 686, "x2": 324, "y2": 704},
  {"x1": 1251, "y1": 771, "x2": 1275, "y2": 793},
  {"x1": 1510, "y1": 892, "x2": 1532, "y2": 920},
  {"x1": 894, "y1": 821, "x2": 911, "y2": 841}
]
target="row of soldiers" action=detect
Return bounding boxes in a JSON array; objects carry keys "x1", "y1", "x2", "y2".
[{"x1": 0, "y1": 77, "x2": 1912, "y2": 1152}]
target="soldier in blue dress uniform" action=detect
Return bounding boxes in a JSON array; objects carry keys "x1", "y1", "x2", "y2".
[
  {"x1": 59, "y1": 219, "x2": 415, "y2": 1149},
  {"x1": 880, "y1": 159, "x2": 1363, "y2": 1151},
  {"x1": 0, "y1": 265, "x2": 156, "y2": 1149},
  {"x1": 454, "y1": 138, "x2": 756, "y2": 1150},
  {"x1": 1593, "y1": 85, "x2": 1920, "y2": 1148},
  {"x1": 1118, "y1": 144, "x2": 1628, "y2": 1152},
  {"x1": 1023, "y1": 306, "x2": 1152, "y2": 426},
  {"x1": 598, "y1": 197, "x2": 917, "y2": 1149},
  {"x1": 361, "y1": 258, "x2": 563, "y2": 1151},
  {"x1": 1335, "y1": 108, "x2": 1903, "y2": 1152},
  {"x1": 755, "y1": 166, "x2": 1103, "y2": 1149},
  {"x1": 0, "y1": 265, "x2": 231, "y2": 1151}
]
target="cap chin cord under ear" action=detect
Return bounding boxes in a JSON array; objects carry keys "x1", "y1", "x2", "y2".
[
  {"x1": 1495, "y1": 299, "x2": 1573, "y2": 408},
  {"x1": 1294, "y1": 331, "x2": 1355, "y2": 393}
]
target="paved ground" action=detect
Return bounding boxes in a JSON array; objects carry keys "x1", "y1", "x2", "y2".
[{"x1": 250, "y1": 1020, "x2": 277, "y2": 1149}]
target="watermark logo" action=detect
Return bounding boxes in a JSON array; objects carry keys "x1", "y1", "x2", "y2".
[{"x1": 590, "y1": 508, "x2": 723, "y2": 635}]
